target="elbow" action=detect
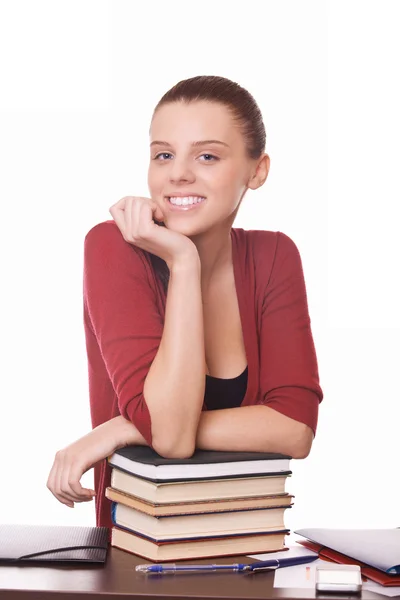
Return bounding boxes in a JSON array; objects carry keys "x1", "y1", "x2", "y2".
[
  {"x1": 152, "y1": 436, "x2": 195, "y2": 460},
  {"x1": 150, "y1": 413, "x2": 198, "y2": 460},
  {"x1": 289, "y1": 424, "x2": 314, "y2": 459},
  {"x1": 291, "y1": 445, "x2": 311, "y2": 460}
]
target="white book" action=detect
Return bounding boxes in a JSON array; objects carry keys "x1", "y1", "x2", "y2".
[{"x1": 108, "y1": 446, "x2": 291, "y2": 482}]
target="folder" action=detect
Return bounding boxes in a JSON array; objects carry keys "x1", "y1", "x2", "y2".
[
  {"x1": 297, "y1": 540, "x2": 400, "y2": 587},
  {"x1": 0, "y1": 524, "x2": 109, "y2": 564},
  {"x1": 295, "y1": 528, "x2": 400, "y2": 587}
]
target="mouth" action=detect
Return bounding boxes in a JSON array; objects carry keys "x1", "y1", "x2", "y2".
[{"x1": 165, "y1": 196, "x2": 207, "y2": 211}]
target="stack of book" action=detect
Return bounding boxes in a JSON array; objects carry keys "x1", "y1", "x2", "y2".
[{"x1": 106, "y1": 446, "x2": 294, "y2": 561}]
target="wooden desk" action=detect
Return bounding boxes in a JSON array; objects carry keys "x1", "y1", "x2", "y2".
[{"x1": 0, "y1": 548, "x2": 386, "y2": 600}]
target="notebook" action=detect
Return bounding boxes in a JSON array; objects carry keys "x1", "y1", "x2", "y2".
[
  {"x1": 0, "y1": 524, "x2": 109, "y2": 563},
  {"x1": 108, "y1": 445, "x2": 291, "y2": 482}
]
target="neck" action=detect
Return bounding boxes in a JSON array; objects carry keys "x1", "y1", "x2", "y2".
[{"x1": 189, "y1": 225, "x2": 233, "y2": 294}]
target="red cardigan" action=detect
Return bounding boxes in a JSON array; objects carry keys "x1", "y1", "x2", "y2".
[{"x1": 83, "y1": 220, "x2": 323, "y2": 529}]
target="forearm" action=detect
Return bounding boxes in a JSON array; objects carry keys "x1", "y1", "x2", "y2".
[
  {"x1": 113, "y1": 416, "x2": 149, "y2": 449},
  {"x1": 143, "y1": 257, "x2": 205, "y2": 457},
  {"x1": 195, "y1": 406, "x2": 314, "y2": 458}
]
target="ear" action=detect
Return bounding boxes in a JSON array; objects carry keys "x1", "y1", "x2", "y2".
[{"x1": 248, "y1": 153, "x2": 270, "y2": 191}]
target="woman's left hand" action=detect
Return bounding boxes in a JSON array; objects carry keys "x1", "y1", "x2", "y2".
[{"x1": 46, "y1": 416, "x2": 143, "y2": 508}]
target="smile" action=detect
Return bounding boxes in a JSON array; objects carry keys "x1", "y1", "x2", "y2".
[{"x1": 165, "y1": 196, "x2": 207, "y2": 211}]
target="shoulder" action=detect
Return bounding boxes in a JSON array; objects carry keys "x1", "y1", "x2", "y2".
[
  {"x1": 84, "y1": 220, "x2": 150, "y2": 272},
  {"x1": 235, "y1": 228, "x2": 302, "y2": 268},
  {"x1": 246, "y1": 229, "x2": 300, "y2": 256},
  {"x1": 85, "y1": 219, "x2": 140, "y2": 256},
  {"x1": 232, "y1": 228, "x2": 305, "y2": 293},
  {"x1": 85, "y1": 219, "x2": 126, "y2": 247}
]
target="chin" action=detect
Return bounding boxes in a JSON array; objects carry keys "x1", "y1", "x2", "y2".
[
  {"x1": 166, "y1": 223, "x2": 208, "y2": 238},
  {"x1": 166, "y1": 221, "x2": 201, "y2": 237}
]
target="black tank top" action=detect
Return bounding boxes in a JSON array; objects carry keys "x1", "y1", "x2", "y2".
[{"x1": 204, "y1": 366, "x2": 248, "y2": 410}]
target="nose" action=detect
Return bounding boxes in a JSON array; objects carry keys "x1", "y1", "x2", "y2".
[{"x1": 169, "y1": 157, "x2": 195, "y2": 184}]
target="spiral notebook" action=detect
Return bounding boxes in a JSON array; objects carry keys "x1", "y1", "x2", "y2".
[{"x1": 0, "y1": 524, "x2": 109, "y2": 564}]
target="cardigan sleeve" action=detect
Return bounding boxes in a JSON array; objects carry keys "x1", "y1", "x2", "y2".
[
  {"x1": 257, "y1": 232, "x2": 323, "y2": 435},
  {"x1": 83, "y1": 222, "x2": 164, "y2": 446}
]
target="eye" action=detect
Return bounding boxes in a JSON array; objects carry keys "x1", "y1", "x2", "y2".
[
  {"x1": 153, "y1": 152, "x2": 172, "y2": 160},
  {"x1": 152, "y1": 152, "x2": 219, "y2": 162},
  {"x1": 199, "y1": 154, "x2": 218, "y2": 162}
]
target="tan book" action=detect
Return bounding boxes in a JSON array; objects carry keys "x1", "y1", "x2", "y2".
[
  {"x1": 111, "y1": 527, "x2": 288, "y2": 562},
  {"x1": 111, "y1": 468, "x2": 289, "y2": 503},
  {"x1": 106, "y1": 487, "x2": 294, "y2": 516},
  {"x1": 111, "y1": 502, "x2": 289, "y2": 541}
]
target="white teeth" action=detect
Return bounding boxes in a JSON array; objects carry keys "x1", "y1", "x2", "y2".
[{"x1": 168, "y1": 196, "x2": 206, "y2": 206}]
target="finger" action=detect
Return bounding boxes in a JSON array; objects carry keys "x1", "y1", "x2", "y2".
[
  {"x1": 124, "y1": 196, "x2": 133, "y2": 241},
  {"x1": 109, "y1": 196, "x2": 128, "y2": 216},
  {"x1": 138, "y1": 199, "x2": 158, "y2": 239},
  {"x1": 46, "y1": 462, "x2": 60, "y2": 502},
  {"x1": 47, "y1": 456, "x2": 73, "y2": 508},
  {"x1": 59, "y1": 462, "x2": 90, "y2": 504},
  {"x1": 132, "y1": 196, "x2": 142, "y2": 240},
  {"x1": 68, "y1": 466, "x2": 96, "y2": 501},
  {"x1": 60, "y1": 458, "x2": 96, "y2": 502},
  {"x1": 131, "y1": 197, "x2": 150, "y2": 242},
  {"x1": 46, "y1": 458, "x2": 57, "y2": 493},
  {"x1": 110, "y1": 197, "x2": 128, "y2": 238},
  {"x1": 55, "y1": 461, "x2": 75, "y2": 507},
  {"x1": 152, "y1": 200, "x2": 165, "y2": 223}
]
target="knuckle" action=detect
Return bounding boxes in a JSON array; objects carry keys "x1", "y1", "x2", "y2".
[
  {"x1": 68, "y1": 474, "x2": 79, "y2": 486},
  {"x1": 68, "y1": 455, "x2": 78, "y2": 467}
]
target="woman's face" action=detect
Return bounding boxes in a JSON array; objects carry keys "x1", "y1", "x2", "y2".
[{"x1": 147, "y1": 100, "x2": 256, "y2": 237}]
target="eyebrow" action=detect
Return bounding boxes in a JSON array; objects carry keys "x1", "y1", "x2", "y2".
[{"x1": 150, "y1": 139, "x2": 229, "y2": 148}]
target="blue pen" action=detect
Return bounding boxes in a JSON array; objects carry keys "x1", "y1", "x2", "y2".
[{"x1": 136, "y1": 554, "x2": 318, "y2": 574}]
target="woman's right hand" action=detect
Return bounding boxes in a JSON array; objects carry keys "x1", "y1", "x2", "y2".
[
  {"x1": 46, "y1": 416, "x2": 146, "y2": 508},
  {"x1": 109, "y1": 196, "x2": 199, "y2": 270}
]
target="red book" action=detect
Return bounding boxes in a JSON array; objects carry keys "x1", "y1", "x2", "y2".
[{"x1": 298, "y1": 540, "x2": 400, "y2": 587}]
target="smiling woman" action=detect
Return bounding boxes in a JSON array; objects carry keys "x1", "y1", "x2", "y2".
[{"x1": 46, "y1": 75, "x2": 323, "y2": 532}]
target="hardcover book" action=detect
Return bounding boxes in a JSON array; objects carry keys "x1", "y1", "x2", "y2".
[
  {"x1": 111, "y1": 526, "x2": 288, "y2": 562},
  {"x1": 110, "y1": 468, "x2": 291, "y2": 502},
  {"x1": 108, "y1": 446, "x2": 291, "y2": 482}
]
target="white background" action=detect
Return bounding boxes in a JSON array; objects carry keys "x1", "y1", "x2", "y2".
[{"x1": 0, "y1": 0, "x2": 399, "y2": 534}]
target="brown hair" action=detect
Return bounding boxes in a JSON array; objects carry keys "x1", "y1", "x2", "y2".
[{"x1": 148, "y1": 75, "x2": 267, "y2": 292}]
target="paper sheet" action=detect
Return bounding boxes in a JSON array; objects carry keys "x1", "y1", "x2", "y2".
[
  {"x1": 247, "y1": 546, "x2": 323, "y2": 588},
  {"x1": 247, "y1": 544, "x2": 320, "y2": 562},
  {"x1": 273, "y1": 559, "x2": 323, "y2": 588},
  {"x1": 363, "y1": 582, "x2": 400, "y2": 597}
]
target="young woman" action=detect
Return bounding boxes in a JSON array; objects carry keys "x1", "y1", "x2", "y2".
[{"x1": 47, "y1": 75, "x2": 323, "y2": 530}]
